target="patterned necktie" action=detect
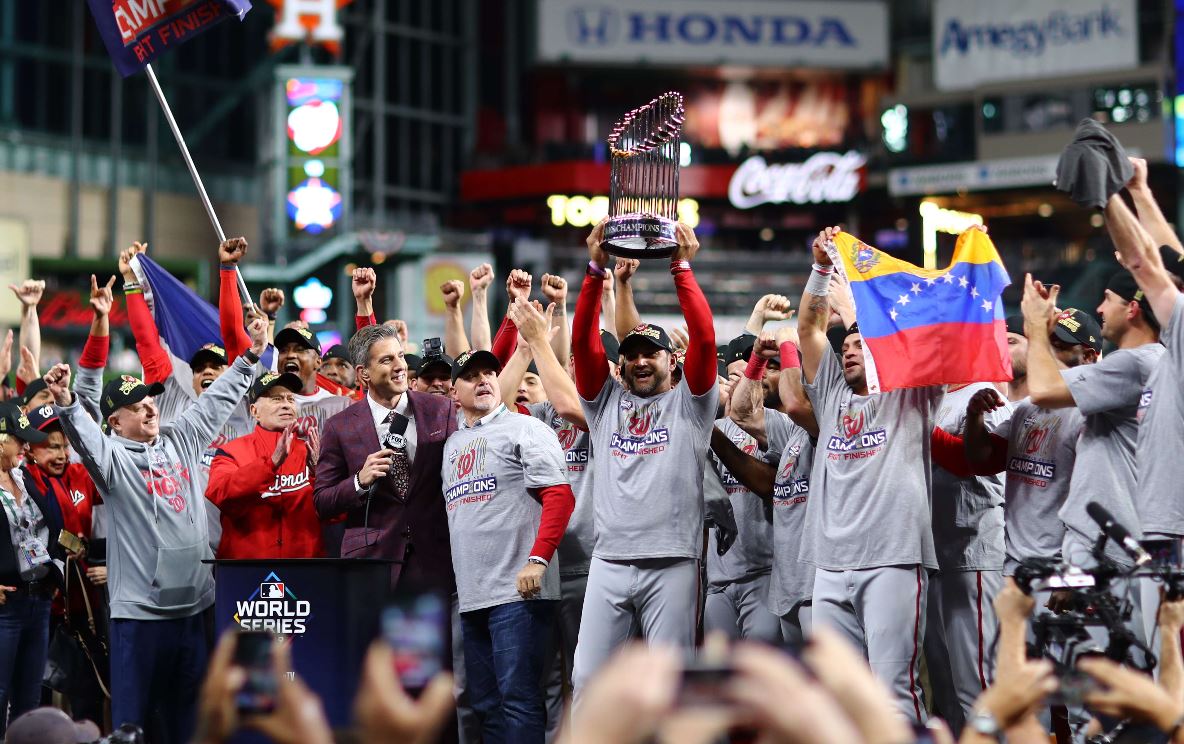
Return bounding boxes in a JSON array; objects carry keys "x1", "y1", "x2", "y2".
[{"x1": 383, "y1": 411, "x2": 411, "y2": 499}]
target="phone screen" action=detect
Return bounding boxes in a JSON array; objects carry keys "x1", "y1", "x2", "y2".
[
  {"x1": 233, "y1": 630, "x2": 277, "y2": 716},
  {"x1": 382, "y1": 592, "x2": 448, "y2": 692},
  {"x1": 676, "y1": 659, "x2": 734, "y2": 708}
]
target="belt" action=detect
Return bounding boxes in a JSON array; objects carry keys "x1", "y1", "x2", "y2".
[{"x1": 12, "y1": 578, "x2": 57, "y2": 597}]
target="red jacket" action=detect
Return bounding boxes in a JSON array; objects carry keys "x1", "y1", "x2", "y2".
[{"x1": 207, "y1": 425, "x2": 324, "y2": 559}]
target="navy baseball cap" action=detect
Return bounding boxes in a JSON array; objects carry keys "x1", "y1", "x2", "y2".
[
  {"x1": 1160, "y1": 246, "x2": 1184, "y2": 281},
  {"x1": 1106, "y1": 270, "x2": 1158, "y2": 330},
  {"x1": 619, "y1": 323, "x2": 672, "y2": 356},
  {"x1": 404, "y1": 353, "x2": 422, "y2": 372},
  {"x1": 451, "y1": 349, "x2": 502, "y2": 383},
  {"x1": 600, "y1": 330, "x2": 620, "y2": 361},
  {"x1": 827, "y1": 322, "x2": 860, "y2": 354},
  {"x1": 274, "y1": 326, "x2": 322, "y2": 355},
  {"x1": 249, "y1": 372, "x2": 303, "y2": 404},
  {"x1": 100, "y1": 375, "x2": 165, "y2": 420},
  {"x1": 20, "y1": 378, "x2": 49, "y2": 408},
  {"x1": 25, "y1": 403, "x2": 60, "y2": 432},
  {"x1": 1005, "y1": 314, "x2": 1026, "y2": 337},
  {"x1": 189, "y1": 343, "x2": 227, "y2": 369},
  {"x1": 0, "y1": 402, "x2": 47, "y2": 444},
  {"x1": 420, "y1": 353, "x2": 455, "y2": 378},
  {"x1": 725, "y1": 332, "x2": 757, "y2": 366},
  {"x1": 321, "y1": 344, "x2": 350, "y2": 364},
  {"x1": 1052, "y1": 308, "x2": 1102, "y2": 352}
]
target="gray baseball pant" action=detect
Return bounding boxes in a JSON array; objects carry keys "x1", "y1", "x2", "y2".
[
  {"x1": 779, "y1": 603, "x2": 811, "y2": 647},
  {"x1": 703, "y1": 573, "x2": 783, "y2": 643},
  {"x1": 544, "y1": 573, "x2": 588, "y2": 743},
  {"x1": 811, "y1": 565, "x2": 928, "y2": 724},
  {"x1": 923, "y1": 568, "x2": 1001, "y2": 734},
  {"x1": 571, "y1": 557, "x2": 699, "y2": 704},
  {"x1": 452, "y1": 595, "x2": 483, "y2": 744}
]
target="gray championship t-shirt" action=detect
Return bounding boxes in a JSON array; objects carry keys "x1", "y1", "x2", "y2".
[
  {"x1": 705, "y1": 412, "x2": 792, "y2": 589},
  {"x1": 442, "y1": 405, "x2": 569, "y2": 613},
  {"x1": 1058, "y1": 344, "x2": 1165, "y2": 566},
  {"x1": 801, "y1": 349, "x2": 944, "y2": 570},
  {"x1": 581, "y1": 376, "x2": 718, "y2": 561},
  {"x1": 993, "y1": 399, "x2": 1083, "y2": 575},
  {"x1": 525, "y1": 401, "x2": 595, "y2": 577},
  {"x1": 1135, "y1": 295, "x2": 1184, "y2": 536},
  {"x1": 769, "y1": 427, "x2": 816, "y2": 616},
  {"x1": 932, "y1": 383, "x2": 1010, "y2": 572}
]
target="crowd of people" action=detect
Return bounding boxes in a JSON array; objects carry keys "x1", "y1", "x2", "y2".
[{"x1": 1, "y1": 151, "x2": 1184, "y2": 744}]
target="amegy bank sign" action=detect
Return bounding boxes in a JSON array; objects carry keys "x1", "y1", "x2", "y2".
[
  {"x1": 538, "y1": 0, "x2": 888, "y2": 69},
  {"x1": 727, "y1": 151, "x2": 866, "y2": 209}
]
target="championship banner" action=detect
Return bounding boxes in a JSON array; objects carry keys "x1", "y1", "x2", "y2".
[
  {"x1": 828, "y1": 229, "x2": 1012, "y2": 394},
  {"x1": 87, "y1": 0, "x2": 252, "y2": 77}
]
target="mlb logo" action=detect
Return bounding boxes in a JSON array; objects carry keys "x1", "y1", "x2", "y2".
[{"x1": 261, "y1": 582, "x2": 285, "y2": 599}]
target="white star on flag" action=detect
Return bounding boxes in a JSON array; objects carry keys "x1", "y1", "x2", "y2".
[
  {"x1": 897, "y1": 294, "x2": 910, "y2": 306},
  {"x1": 970, "y1": 286, "x2": 979, "y2": 298},
  {"x1": 941, "y1": 274, "x2": 954, "y2": 284},
  {"x1": 890, "y1": 308, "x2": 898, "y2": 321},
  {"x1": 911, "y1": 283, "x2": 922, "y2": 295},
  {"x1": 981, "y1": 299, "x2": 993, "y2": 311},
  {"x1": 958, "y1": 276, "x2": 969, "y2": 288},
  {"x1": 925, "y1": 277, "x2": 936, "y2": 286}
]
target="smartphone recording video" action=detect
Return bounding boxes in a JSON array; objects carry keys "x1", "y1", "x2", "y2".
[
  {"x1": 382, "y1": 591, "x2": 448, "y2": 694},
  {"x1": 233, "y1": 630, "x2": 278, "y2": 716}
]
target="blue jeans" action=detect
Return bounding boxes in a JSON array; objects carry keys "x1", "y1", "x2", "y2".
[
  {"x1": 0, "y1": 593, "x2": 51, "y2": 734},
  {"x1": 109, "y1": 612, "x2": 209, "y2": 744},
  {"x1": 461, "y1": 600, "x2": 556, "y2": 744}
]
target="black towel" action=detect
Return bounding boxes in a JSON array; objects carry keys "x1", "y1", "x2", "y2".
[{"x1": 1054, "y1": 118, "x2": 1133, "y2": 209}]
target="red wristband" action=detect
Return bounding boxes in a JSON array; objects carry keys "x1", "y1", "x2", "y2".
[
  {"x1": 744, "y1": 354, "x2": 768, "y2": 380},
  {"x1": 669, "y1": 259, "x2": 691, "y2": 275},
  {"x1": 780, "y1": 341, "x2": 801, "y2": 369}
]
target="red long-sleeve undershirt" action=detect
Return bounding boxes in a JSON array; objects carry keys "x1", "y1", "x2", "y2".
[
  {"x1": 573, "y1": 274, "x2": 609, "y2": 399},
  {"x1": 125, "y1": 290, "x2": 173, "y2": 386},
  {"x1": 79, "y1": 334, "x2": 109, "y2": 370},
  {"x1": 930, "y1": 427, "x2": 1008, "y2": 478},
  {"x1": 490, "y1": 315, "x2": 517, "y2": 366},
  {"x1": 530, "y1": 483, "x2": 575, "y2": 562},
  {"x1": 356, "y1": 314, "x2": 376, "y2": 330},
  {"x1": 219, "y1": 267, "x2": 251, "y2": 363},
  {"x1": 673, "y1": 269, "x2": 716, "y2": 395}
]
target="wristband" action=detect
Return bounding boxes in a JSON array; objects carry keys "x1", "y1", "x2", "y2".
[
  {"x1": 265, "y1": 311, "x2": 277, "y2": 321},
  {"x1": 780, "y1": 341, "x2": 801, "y2": 369},
  {"x1": 804, "y1": 266, "x2": 832, "y2": 296},
  {"x1": 242, "y1": 348, "x2": 261, "y2": 365},
  {"x1": 219, "y1": 264, "x2": 238, "y2": 272},
  {"x1": 527, "y1": 556, "x2": 548, "y2": 567},
  {"x1": 122, "y1": 281, "x2": 141, "y2": 292},
  {"x1": 743, "y1": 354, "x2": 768, "y2": 381},
  {"x1": 669, "y1": 259, "x2": 692, "y2": 275},
  {"x1": 811, "y1": 262, "x2": 834, "y2": 274},
  {"x1": 586, "y1": 260, "x2": 608, "y2": 279}
]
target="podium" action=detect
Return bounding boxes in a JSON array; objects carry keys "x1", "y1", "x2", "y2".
[{"x1": 209, "y1": 558, "x2": 393, "y2": 727}]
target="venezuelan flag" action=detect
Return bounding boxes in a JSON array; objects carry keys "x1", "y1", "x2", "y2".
[{"x1": 829, "y1": 229, "x2": 1012, "y2": 393}]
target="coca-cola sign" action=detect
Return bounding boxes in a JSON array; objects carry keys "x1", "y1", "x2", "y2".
[{"x1": 728, "y1": 151, "x2": 866, "y2": 209}]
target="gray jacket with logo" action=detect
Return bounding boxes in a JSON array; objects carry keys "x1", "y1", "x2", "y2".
[{"x1": 59, "y1": 354, "x2": 255, "y2": 620}]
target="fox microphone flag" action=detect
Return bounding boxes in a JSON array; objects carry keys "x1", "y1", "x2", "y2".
[
  {"x1": 828, "y1": 228, "x2": 1012, "y2": 394},
  {"x1": 87, "y1": 0, "x2": 252, "y2": 77}
]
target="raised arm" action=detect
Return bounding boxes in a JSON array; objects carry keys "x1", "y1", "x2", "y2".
[
  {"x1": 1126, "y1": 157, "x2": 1184, "y2": 257},
  {"x1": 540, "y1": 274, "x2": 570, "y2": 366},
  {"x1": 46, "y1": 364, "x2": 116, "y2": 490},
  {"x1": 75, "y1": 275, "x2": 116, "y2": 420},
  {"x1": 600, "y1": 272, "x2": 617, "y2": 340},
  {"x1": 775, "y1": 326, "x2": 818, "y2": 437},
  {"x1": 440, "y1": 280, "x2": 470, "y2": 356},
  {"x1": 613, "y1": 258, "x2": 641, "y2": 340},
  {"x1": 9, "y1": 280, "x2": 44, "y2": 387},
  {"x1": 497, "y1": 334, "x2": 533, "y2": 407},
  {"x1": 709, "y1": 427, "x2": 775, "y2": 501},
  {"x1": 468, "y1": 263, "x2": 494, "y2": 351},
  {"x1": 217, "y1": 237, "x2": 252, "y2": 363},
  {"x1": 744, "y1": 294, "x2": 793, "y2": 336},
  {"x1": 1108, "y1": 163, "x2": 1180, "y2": 328},
  {"x1": 730, "y1": 333, "x2": 774, "y2": 447},
  {"x1": 509, "y1": 298, "x2": 586, "y2": 428},
  {"x1": 798, "y1": 226, "x2": 843, "y2": 385},
  {"x1": 573, "y1": 221, "x2": 611, "y2": 400},
  {"x1": 671, "y1": 224, "x2": 716, "y2": 396},
  {"x1": 122, "y1": 242, "x2": 173, "y2": 386},
  {"x1": 490, "y1": 270, "x2": 529, "y2": 365},
  {"x1": 353, "y1": 267, "x2": 377, "y2": 329},
  {"x1": 258, "y1": 288, "x2": 284, "y2": 345},
  {"x1": 1020, "y1": 275, "x2": 1075, "y2": 409}
]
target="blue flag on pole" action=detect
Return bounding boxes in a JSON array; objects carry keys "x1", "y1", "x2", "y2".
[
  {"x1": 86, "y1": 0, "x2": 252, "y2": 77},
  {"x1": 134, "y1": 255, "x2": 221, "y2": 362}
]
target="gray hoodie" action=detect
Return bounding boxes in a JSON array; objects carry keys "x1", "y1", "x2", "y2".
[{"x1": 59, "y1": 354, "x2": 255, "y2": 620}]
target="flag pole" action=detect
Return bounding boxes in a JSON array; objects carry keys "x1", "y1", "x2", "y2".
[{"x1": 144, "y1": 63, "x2": 255, "y2": 311}]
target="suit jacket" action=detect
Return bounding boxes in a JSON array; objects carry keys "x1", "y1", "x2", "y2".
[{"x1": 314, "y1": 391, "x2": 457, "y2": 591}]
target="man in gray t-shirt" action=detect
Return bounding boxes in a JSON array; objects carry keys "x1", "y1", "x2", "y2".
[
  {"x1": 1135, "y1": 294, "x2": 1184, "y2": 538},
  {"x1": 444, "y1": 350, "x2": 574, "y2": 743}
]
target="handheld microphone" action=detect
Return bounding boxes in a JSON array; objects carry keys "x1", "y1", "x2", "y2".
[
  {"x1": 383, "y1": 414, "x2": 410, "y2": 452},
  {"x1": 1086, "y1": 501, "x2": 1151, "y2": 566}
]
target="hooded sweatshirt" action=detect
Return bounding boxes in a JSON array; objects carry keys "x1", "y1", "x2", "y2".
[{"x1": 59, "y1": 354, "x2": 255, "y2": 620}]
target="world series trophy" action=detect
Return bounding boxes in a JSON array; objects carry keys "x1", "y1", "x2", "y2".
[{"x1": 604, "y1": 92, "x2": 685, "y2": 258}]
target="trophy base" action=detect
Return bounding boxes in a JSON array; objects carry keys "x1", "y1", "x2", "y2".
[{"x1": 604, "y1": 215, "x2": 678, "y2": 259}]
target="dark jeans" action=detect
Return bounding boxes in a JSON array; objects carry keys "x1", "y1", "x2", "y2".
[
  {"x1": 110, "y1": 611, "x2": 209, "y2": 744},
  {"x1": 461, "y1": 600, "x2": 556, "y2": 744},
  {"x1": 0, "y1": 593, "x2": 51, "y2": 734}
]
